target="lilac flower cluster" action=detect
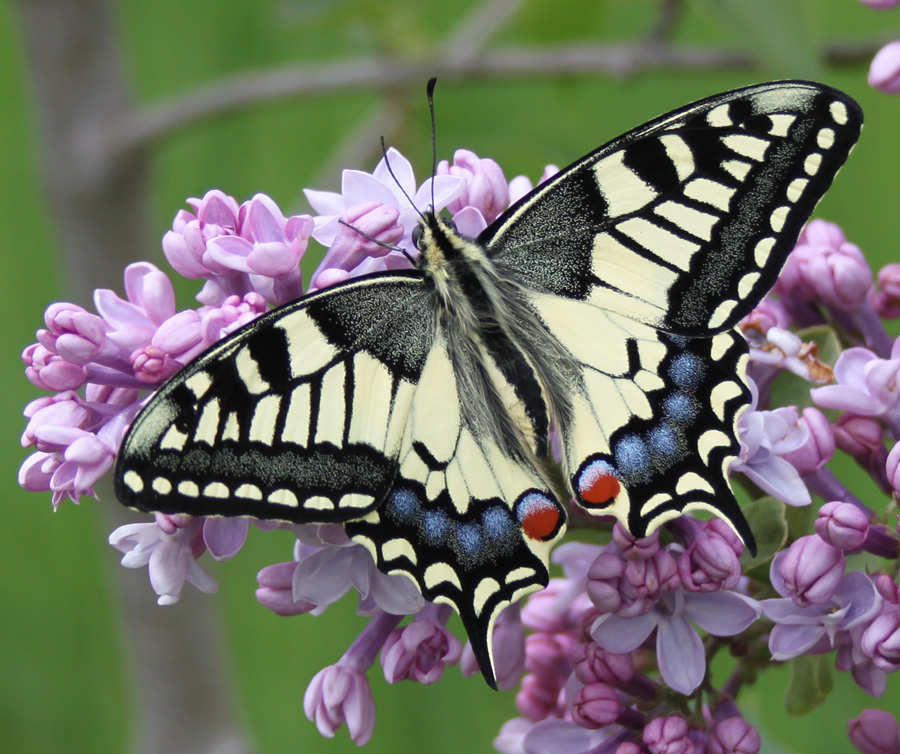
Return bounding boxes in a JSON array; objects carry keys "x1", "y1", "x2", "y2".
[{"x1": 19, "y1": 144, "x2": 900, "y2": 752}]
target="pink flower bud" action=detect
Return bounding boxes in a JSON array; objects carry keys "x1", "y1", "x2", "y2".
[
  {"x1": 644, "y1": 715, "x2": 693, "y2": 754},
  {"x1": 613, "y1": 521, "x2": 660, "y2": 560},
  {"x1": 573, "y1": 641, "x2": 635, "y2": 685},
  {"x1": 815, "y1": 501, "x2": 870, "y2": 551},
  {"x1": 779, "y1": 535, "x2": 845, "y2": 606},
  {"x1": 861, "y1": 608, "x2": 900, "y2": 672},
  {"x1": 572, "y1": 682, "x2": 620, "y2": 729},
  {"x1": 874, "y1": 264, "x2": 900, "y2": 318},
  {"x1": 848, "y1": 709, "x2": 900, "y2": 754},
  {"x1": 709, "y1": 716, "x2": 761, "y2": 754},
  {"x1": 870, "y1": 41, "x2": 900, "y2": 94},
  {"x1": 782, "y1": 407, "x2": 834, "y2": 473},
  {"x1": 303, "y1": 664, "x2": 376, "y2": 745},
  {"x1": 678, "y1": 536, "x2": 742, "y2": 593},
  {"x1": 859, "y1": 0, "x2": 900, "y2": 7}
]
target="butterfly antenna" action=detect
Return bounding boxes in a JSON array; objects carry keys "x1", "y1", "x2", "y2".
[
  {"x1": 426, "y1": 77, "x2": 438, "y2": 212},
  {"x1": 380, "y1": 136, "x2": 425, "y2": 222}
]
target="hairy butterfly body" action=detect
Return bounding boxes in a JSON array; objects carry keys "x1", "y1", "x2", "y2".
[{"x1": 115, "y1": 81, "x2": 862, "y2": 687}]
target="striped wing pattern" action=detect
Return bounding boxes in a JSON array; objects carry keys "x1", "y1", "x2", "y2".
[
  {"x1": 485, "y1": 82, "x2": 862, "y2": 334},
  {"x1": 116, "y1": 274, "x2": 432, "y2": 522}
]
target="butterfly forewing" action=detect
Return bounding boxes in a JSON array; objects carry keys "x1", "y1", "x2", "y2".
[
  {"x1": 116, "y1": 273, "x2": 433, "y2": 522},
  {"x1": 483, "y1": 81, "x2": 862, "y2": 335}
]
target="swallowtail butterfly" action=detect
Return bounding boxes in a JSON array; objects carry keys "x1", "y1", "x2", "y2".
[{"x1": 115, "y1": 81, "x2": 861, "y2": 687}]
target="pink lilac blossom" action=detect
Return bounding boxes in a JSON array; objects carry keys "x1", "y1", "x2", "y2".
[
  {"x1": 18, "y1": 146, "x2": 900, "y2": 751},
  {"x1": 869, "y1": 41, "x2": 900, "y2": 94}
]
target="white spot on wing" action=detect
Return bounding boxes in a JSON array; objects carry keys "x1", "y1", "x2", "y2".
[
  {"x1": 314, "y1": 363, "x2": 346, "y2": 445},
  {"x1": 804, "y1": 153, "x2": 822, "y2": 176},
  {"x1": 473, "y1": 578, "x2": 501, "y2": 616},
  {"x1": 269, "y1": 488, "x2": 299, "y2": 507},
  {"x1": 658, "y1": 134, "x2": 695, "y2": 181},
  {"x1": 676, "y1": 472, "x2": 715, "y2": 496},
  {"x1": 722, "y1": 159, "x2": 752, "y2": 181},
  {"x1": 830, "y1": 100, "x2": 849, "y2": 125},
  {"x1": 194, "y1": 399, "x2": 221, "y2": 445},
  {"x1": 737, "y1": 271, "x2": 761, "y2": 299},
  {"x1": 249, "y1": 394, "x2": 280, "y2": 444},
  {"x1": 235, "y1": 347, "x2": 270, "y2": 395},
  {"x1": 304, "y1": 495, "x2": 333, "y2": 510},
  {"x1": 339, "y1": 493, "x2": 374, "y2": 509},
  {"x1": 653, "y1": 201, "x2": 719, "y2": 242},
  {"x1": 235, "y1": 483, "x2": 262, "y2": 499},
  {"x1": 683, "y1": 178, "x2": 734, "y2": 212},
  {"x1": 706, "y1": 104, "x2": 732, "y2": 127},
  {"x1": 593, "y1": 151, "x2": 659, "y2": 218},
  {"x1": 710, "y1": 380, "x2": 744, "y2": 421},
  {"x1": 722, "y1": 133, "x2": 770, "y2": 161},
  {"x1": 424, "y1": 562, "x2": 462, "y2": 591},
  {"x1": 708, "y1": 299, "x2": 737, "y2": 330},
  {"x1": 185, "y1": 371, "x2": 213, "y2": 399},
  {"x1": 152, "y1": 476, "x2": 171, "y2": 495},
  {"x1": 770, "y1": 205, "x2": 789, "y2": 233},
  {"x1": 382, "y1": 538, "x2": 417, "y2": 565},
  {"x1": 124, "y1": 470, "x2": 144, "y2": 493},
  {"x1": 203, "y1": 482, "x2": 229, "y2": 498},
  {"x1": 160, "y1": 426, "x2": 188, "y2": 451},
  {"x1": 786, "y1": 177, "x2": 808, "y2": 203},
  {"x1": 178, "y1": 480, "x2": 199, "y2": 497},
  {"x1": 754, "y1": 237, "x2": 775, "y2": 268},
  {"x1": 817, "y1": 128, "x2": 835, "y2": 150},
  {"x1": 617, "y1": 217, "x2": 700, "y2": 268}
]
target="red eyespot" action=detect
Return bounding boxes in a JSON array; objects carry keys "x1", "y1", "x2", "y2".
[
  {"x1": 577, "y1": 460, "x2": 621, "y2": 507},
  {"x1": 521, "y1": 504, "x2": 562, "y2": 541}
]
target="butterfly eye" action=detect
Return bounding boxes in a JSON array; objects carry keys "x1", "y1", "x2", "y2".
[
  {"x1": 412, "y1": 224, "x2": 424, "y2": 249},
  {"x1": 443, "y1": 217, "x2": 458, "y2": 233}
]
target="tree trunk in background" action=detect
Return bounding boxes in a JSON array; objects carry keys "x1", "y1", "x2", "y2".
[{"x1": 15, "y1": 1, "x2": 254, "y2": 752}]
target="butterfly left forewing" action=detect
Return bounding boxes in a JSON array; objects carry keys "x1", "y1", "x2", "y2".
[
  {"x1": 115, "y1": 273, "x2": 434, "y2": 523},
  {"x1": 483, "y1": 81, "x2": 862, "y2": 335},
  {"x1": 346, "y1": 330, "x2": 566, "y2": 687}
]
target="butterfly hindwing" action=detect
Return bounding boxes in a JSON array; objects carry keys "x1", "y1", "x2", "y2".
[
  {"x1": 115, "y1": 272, "x2": 434, "y2": 523},
  {"x1": 347, "y1": 329, "x2": 565, "y2": 686},
  {"x1": 483, "y1": 81, "x2": 862, "y2": 335}
]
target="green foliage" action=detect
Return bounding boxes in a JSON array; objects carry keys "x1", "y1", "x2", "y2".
[{"x1": 785, "y1": 654, "x2": 834, "y2": 716}]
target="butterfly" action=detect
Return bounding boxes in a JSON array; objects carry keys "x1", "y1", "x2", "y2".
[{"x1": 115, "y1": 81, "x2": 861, "y2": 687}]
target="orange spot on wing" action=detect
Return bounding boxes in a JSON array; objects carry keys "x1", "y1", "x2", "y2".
[
  {"x1": 521, "y1": 505, "x2": 561, "y2": 541},
  {"x1": 581, "y1": 473, "x2": 620, "y2": 506}
]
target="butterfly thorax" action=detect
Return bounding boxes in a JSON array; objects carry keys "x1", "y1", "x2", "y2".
[{"x1": 415, "y1": 212, "x2": 553, "y2": 463}]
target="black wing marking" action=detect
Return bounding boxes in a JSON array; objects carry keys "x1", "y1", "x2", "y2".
[
  {"x1": 483, "y1": 81, "x2": 862, "y2": 335},
  {"x1": 115, "y1": 272, "x2": 434, "y2": 523}
]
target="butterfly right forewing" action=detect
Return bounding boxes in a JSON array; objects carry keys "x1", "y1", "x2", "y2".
[{"x1": 483, "y1": 81, "x2": 862, "y2": 335}]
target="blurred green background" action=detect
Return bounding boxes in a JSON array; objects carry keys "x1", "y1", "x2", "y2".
[{"x1": 2, "y1": 0, "x2": 900, "y2": 752}]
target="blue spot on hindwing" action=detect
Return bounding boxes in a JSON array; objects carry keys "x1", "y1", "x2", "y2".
[
  {"x1": 649, "y1": 422, "x2": 679, "y2": 458},
  {"x1": 423, "y1": 509, "x2": 450, "y2": 544},
  {"x1": 615, "y1": 434, "x2": 651, "y2": 479},
  {"x1": 482, "y1": 507, "x2": 514, "y2": 540},
  {"x1": 663, "y1": 392, "x2": 696, "y2": 423},
  {"x1": 387, "y1": 487, "x2": 420, "y2": 523},
  {"x1": 456, "y1": 523, "x2": 484, "y2": 559},
  {"x1": 668, "y1": 352, "x2": 704, "y2": 391}
]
